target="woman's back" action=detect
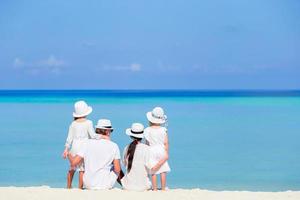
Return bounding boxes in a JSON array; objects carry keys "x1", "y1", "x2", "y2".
[{"x1": 121, "y1": 143, "x2": 153, "y2": 191}]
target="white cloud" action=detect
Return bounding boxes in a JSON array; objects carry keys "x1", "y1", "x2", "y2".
[
  {"x1": 156, "y1": 60, "x2": 181, "y2": 72},
  {"x1": 191, "y1": 64, "x2": 279, "y2": 74},
  {"x1": 12, "y1": 55, "x2": 67, "y2": 75},
  {"x1": 13, "y1": 58, "x2": 25, "y2": 68},
  {"x1": 37, "y1": 55, "x2": 65, "y2": 68},
  {"x1": 82, "y1": 41, "x2": 96, "y2": 47},
  {"x1": 130, "y1": 63, "x2": 141, "y2": 72},
  {"x1": 101, "y1": 63, "x2": 142, "y2": 72}
]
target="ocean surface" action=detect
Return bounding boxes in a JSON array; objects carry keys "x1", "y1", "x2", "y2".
[{"x1": 0, "y1": 90, "x2": 300, "y2": 191}]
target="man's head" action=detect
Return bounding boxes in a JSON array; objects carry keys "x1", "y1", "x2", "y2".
[
  {"x1": 95, "y1": 119, "x2": 114, "y2": 136},
  {"x1": 95, "y1": 128, "x2": 112, "y2": 136}
]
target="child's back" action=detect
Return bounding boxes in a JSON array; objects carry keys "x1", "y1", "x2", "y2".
[
  {"x1": 144, "y1": 126, "x2": 167, "y2": 147},
  {"x1": 145, "y1": 106, "x2": 171, "y2": 190},
  {"x1": 62, "y1": 100, "x2": 94, "y2": 189},
  {"x1": 145, "y1": 126, "x2": 170, "y2": 174},
  {"x1": 66, "y1": 119, "x2": 97, "y2": 155}
]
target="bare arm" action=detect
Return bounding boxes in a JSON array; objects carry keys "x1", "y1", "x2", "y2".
[{"x1": 113, "y1": 159, "x2": 121, "y2": 175}]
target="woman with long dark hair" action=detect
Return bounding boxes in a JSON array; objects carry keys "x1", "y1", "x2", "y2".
[{"x1": 121, "y1": 123, "x2": 168, "y2": 191}]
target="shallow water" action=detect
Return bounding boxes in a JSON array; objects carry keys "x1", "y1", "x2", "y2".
[{"x1": 0, "y1": 90, "x2": 299, "y2": 191}]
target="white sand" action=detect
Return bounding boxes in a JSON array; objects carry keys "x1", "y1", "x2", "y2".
[{"x1": 0, "y1": 186, "x2": 300, "y2": 200}]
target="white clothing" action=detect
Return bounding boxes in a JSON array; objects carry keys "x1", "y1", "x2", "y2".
[
  {"x1": 121, "y1": 143, "x2": 154, "y2": 191},
  {"x1": 144, "y1": 127, "x2": 171, "y2": 174},
  {"x1": 65, "y1": 120, "x2": 98, "y2": 171},
  {"x1": 77, "y1": 139, "x2": 121, "y2": 190}
]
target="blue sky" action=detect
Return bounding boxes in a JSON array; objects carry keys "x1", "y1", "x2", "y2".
[{"x1": 0, "y1": 0, "x2": 299, "y2": 89}]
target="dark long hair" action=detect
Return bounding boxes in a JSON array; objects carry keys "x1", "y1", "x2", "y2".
[{"x1": 126, "y1": 136, "x2": 142, "y2": 173}]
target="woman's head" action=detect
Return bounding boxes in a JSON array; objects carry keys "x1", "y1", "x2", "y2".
[
  {"x1": 130, "y1": 136, "x2": 142, "y2": 142},
  {"x1": 126, "y1": 123, "x2": 144, "y2": 139},
  {"x1": 73, "y1": 116, "x2": 85, "y2": 121},
  {"x1": 148, "y1": 121, "x2": 161, "y2": 127}
]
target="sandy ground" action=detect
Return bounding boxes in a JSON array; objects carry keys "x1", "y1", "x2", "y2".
[{"x1": 0, "y1": 186, "x2": 300, "y2": 200}]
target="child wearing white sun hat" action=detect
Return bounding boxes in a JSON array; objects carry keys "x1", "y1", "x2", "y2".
[
  {"x1": 62, "y1": 100, "x2": 98, "y2": 189},
  {"x1": 144, "y1": 107, "x2": 171, "y2": 191}
]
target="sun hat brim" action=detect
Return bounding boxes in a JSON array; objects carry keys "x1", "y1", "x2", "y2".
[
  {"x1": 146, "y1": 111, "x2": 166, "y2": 124},
  {"x1": 126, "y1": 128, "x2": 144, "y2": 139},
  {"x1": 95, "y1": 126, "x2": 114, "y2": 131},
  {"x1": 73, "y1": 107, "x2": 93, "y2": 118}
]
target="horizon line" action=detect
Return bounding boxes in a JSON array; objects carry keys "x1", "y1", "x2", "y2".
[
  {"x1": 0, "y1": 89, "x2": 300, "y2": 97},
  {"x1": 0, "y1": 89, "x2": 300, "y2": 91}
]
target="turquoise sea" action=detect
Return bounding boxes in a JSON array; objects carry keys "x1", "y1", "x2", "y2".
[{"x1": 0, "y1": 90, "x2": 300, "y2": 191}]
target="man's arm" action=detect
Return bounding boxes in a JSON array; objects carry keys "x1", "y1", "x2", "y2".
[
  {"x1": 68, "y1": 154, "x2": 83, "y2": 168},
  {"x1": 112, "y1": 159, "x2": 121, "y2": 175}
]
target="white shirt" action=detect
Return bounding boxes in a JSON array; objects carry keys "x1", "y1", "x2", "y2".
[
  {"x1": 121, "y1": 143, "x2": 154, "y2": 191},
  {"x1": 77, "y1": 139, "x2": 121, "y2": 189}
]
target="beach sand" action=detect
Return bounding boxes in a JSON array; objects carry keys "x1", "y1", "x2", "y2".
[{"x1": 0, "y1": 186, "x2": 300, "y2": 200}]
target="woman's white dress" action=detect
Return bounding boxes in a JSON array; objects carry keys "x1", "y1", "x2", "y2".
[
  {"x1": 144, "y1": 127, "x2": 171, "y2": 174},
  {"x1": 65, "y1": 119, "x2": 97, "y2": 171},
  {"x1": 121, "y1": 143, "x2": 153, "y2": 191}
]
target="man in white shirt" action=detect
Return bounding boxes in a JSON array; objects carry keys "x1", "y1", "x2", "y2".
[{"x1": 68, "y1": 119, "x2": 121, "y2": 189}]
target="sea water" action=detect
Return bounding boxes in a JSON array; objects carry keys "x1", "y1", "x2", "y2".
[{"x1": 0, "y1": 90, "x2": 299, "y2": 191}]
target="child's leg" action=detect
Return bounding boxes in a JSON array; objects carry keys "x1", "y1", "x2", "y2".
[
  {"x1": 67, "y1": 170, "x2": 75, "y2": 189},
  {"x1": 79, "y1": 171, "x2": 84, "y2": 189},
  {"x1": 151, "y1": 174, "x2": 158, "y2": 191},
  {"x1": 160, "y1": 172, "x2": 166, "y2": 190}
]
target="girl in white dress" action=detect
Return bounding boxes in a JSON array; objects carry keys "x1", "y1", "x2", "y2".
[
  {"x1": 144, "y1": 107, "x2": 171, "y2": 190},
  {"x1": 62, "y1": 100, "x2": 97, "y2": 189},
  {"x1": 121, "y1": 123, "x2": 168, "y2": 191}
]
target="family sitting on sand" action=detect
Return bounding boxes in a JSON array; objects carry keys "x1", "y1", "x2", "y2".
[{"x1": 62, "y1": 101, "x2": 170, "y2": 191}]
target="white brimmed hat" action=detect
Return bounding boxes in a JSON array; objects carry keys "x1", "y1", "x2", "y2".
[
  {"x1": 146, "y1": 107, "x2": 167, "y2": 124},
  {"x1": 126, "y1": 123, "x2": 144, "y2": 139},
  {"x1": 95, "y1": 119, "x2": 114, "y2": 131},
  {"x1": 73, "y1": 101, "x2": 93, "y2": 118}
]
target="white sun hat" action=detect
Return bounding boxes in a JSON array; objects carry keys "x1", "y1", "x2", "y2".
[
  {"x1": 73, "y1": 100, "x2": 93, "y2": 118},
  {"x1": 95, "y1": 119, "x2": 114, "y2": 131},
  {"x1": 146, "y1": 107, "x2": 167, "y2": 124},
  {"x1": 126, "y1": 123, "x2": 144, "y2": 139}
]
